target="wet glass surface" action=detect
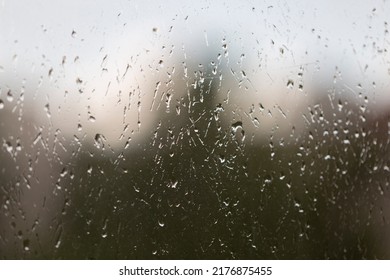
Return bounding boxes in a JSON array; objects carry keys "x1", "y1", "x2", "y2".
[{"x1": 1, "y1": 0, "x2": 390, "y2": 259}]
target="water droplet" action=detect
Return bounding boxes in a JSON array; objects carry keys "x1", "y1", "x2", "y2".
[
  {"x1": 0, "y1": 99, "x2": 4, "y2": 109},
  {"x1": 15, "y1": 140, "x2": 22, "y2": 151},
  {"x1": 60, "y1": 167, "x2": 68, "y2": 177},
  {"x1": 259, "y1": 103, "x2": 265, "y2": 112},
  {"x1": 287, "y1": 79, "x2": 294, "y2": 88},
  {"x1": 44, "y1": 103, "x2": 51, "y2": 118},
  {"x1": 231, "y1": 121, "x2": 243, "y2": 132},
  {"x1": 23, "y1": 239, "x2": 30, "y2": 251},
  {"x1": 169, "y1": 181, "x2": 178, "y2": 189},
  {"x1": 7, "y1": 90, "x2": 13, "y2": 102},
  {"x1": 4, "y1": 141, "x2": 13, "y2": 154},
  {"x1": 54, "y1": 226, "x2": 63, "y2": 249},
  {"x1": 55, "y1": 239, "x2": 61, "y2": 249},
  {"x1": 33, "y1": 132, "x2": 42, "y2": 145},
  {"x1": 124, "y1": 137, "x2": 131, "y2": 149},
  {"x1": 94, "y1": 133, "x2": 106, "y2": 149}
]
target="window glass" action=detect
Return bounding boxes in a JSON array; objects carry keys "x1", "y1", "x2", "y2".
[{"x1": 1, "y1": 0, "x2": 389, "y2": 259}]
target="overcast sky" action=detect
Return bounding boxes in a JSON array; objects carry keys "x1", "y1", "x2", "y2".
[{"x1": 0, "y1": 0, "x2": 389, "y2": 146}]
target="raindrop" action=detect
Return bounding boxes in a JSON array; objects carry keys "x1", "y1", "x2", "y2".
[
  {"x1": 54, "y1": 226, "x2": 63, "y2": 249},
  {"x1": 33, "y1": 132, "x2": 42, "y2": 145},
  {"x1": 55, "y1": 239, "x2": 61, "y2": 249},
  {"x1": 231, "y1": 121, "x2": 243, "y2": 132},
  {"x1": 44, "y1": 103, "x2": 51, "y2": 118},
  {"x1": 259, "y1": 103, "x2": 265, "y2": 112},
  {"x1": 60, "y1": 167, "x2": 68, "y2": 177},
  {"x1": 124, "y1": 138, "x2": 131, "y2": 149},
  {"x1": 23, "y1": 239, "x2": 30, "y2": 251},
  {"x1": 169, "y1": 181, "x2": 178, "y2": 189},
  {"x1": 287, "y1": 79, "x2": 294, "y2": 88},
  {"x1": 94, "y1": 133, "x2": 106, "y2": 149},
  {"x1": 7, "y1": 90, "x2": 13, "y2": 102},
  {"x1": 4, "y1": 141, "x2": 13, "y2": 154},
  {"x1": 15, "y1": 139, "x2": 22, "y2": 152}
]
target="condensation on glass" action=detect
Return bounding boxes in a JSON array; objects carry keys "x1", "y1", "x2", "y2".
[{"x1": 0, "y1": 0, "x2": 389, "y2": 259}]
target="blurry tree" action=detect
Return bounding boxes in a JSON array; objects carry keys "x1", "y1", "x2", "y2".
[{"x1": 47, "y1": 65, "x2": 390, "y2": 259}]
